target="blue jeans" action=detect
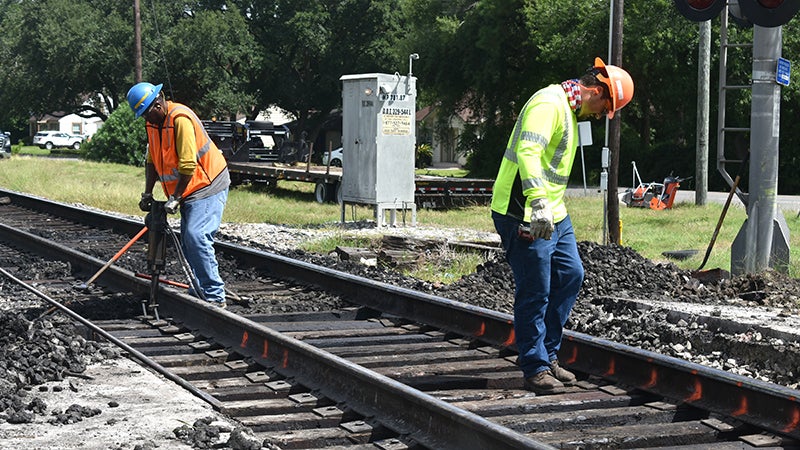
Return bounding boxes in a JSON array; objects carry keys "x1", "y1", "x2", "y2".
[
  {"x1": 492, "y1": 211, "x2": 584, "y2": 378},
  {"x1": 180, "y1": 189, "x2": 228, "y2": 303}
]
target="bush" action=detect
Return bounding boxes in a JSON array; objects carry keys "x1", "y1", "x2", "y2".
[
  {"x1": 82, "y1": 103, "x2": 147, "y2": 166},
  {"x1": 416, "y1": 143, "x2": 433, "y2": 168}
]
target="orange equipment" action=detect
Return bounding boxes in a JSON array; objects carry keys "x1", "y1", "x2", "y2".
[
  {"x1": 620, "y1": 167, "x2": 690, "y2": 210},
  {"x1": 649, "y1": 175, "x2": 689, "y2": 210}
]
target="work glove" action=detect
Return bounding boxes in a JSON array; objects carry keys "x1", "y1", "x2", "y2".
[
  {"x1": 528, "y1": 197, "x2": 554, "y2": 240},
  {"x1": 138, "y1": 192, "x2": 153, "y2": 212},
  {"x1": 164, "y1": 195, "x2": 180, "y2": 214}
]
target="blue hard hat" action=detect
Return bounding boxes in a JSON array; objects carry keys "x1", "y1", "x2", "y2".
[{"x1": 127, "y1": 82, "x2": 163, "y2": 118}]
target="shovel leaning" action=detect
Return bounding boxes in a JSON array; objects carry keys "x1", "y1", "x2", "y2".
[
  {"x1": 76, "y1": 226, "x2": 148, "y2": 290},
  {"x1": 692, "y1": 153, "x2": 749, "y2": 282}
]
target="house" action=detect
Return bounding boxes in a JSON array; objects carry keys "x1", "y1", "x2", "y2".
[
  {"x1": 416, "y1": 104, "x2": 479, "y2": 167},
  {"x1": 30, "y1": 113, "x2": 103, "y2": 140}
]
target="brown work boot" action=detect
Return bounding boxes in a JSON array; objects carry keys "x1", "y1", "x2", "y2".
[
  {"x1": 550, "y1": 359, "x2": 577, "y2": 385},
  {"x1": 523, "y1": 370, "x2": 564, "y2": 393}
]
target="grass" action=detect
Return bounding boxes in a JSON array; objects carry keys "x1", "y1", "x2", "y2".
[
  {"x1": 2, "y1": 156, "x2": 800, "y2": 279},
  {"x1": 13, "y1": 144, "x2": 82, "y2": 158}
]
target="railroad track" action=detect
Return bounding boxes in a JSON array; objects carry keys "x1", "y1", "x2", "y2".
[{"x1": 1, "y1": 188, "x2": 799, "y2": 449}]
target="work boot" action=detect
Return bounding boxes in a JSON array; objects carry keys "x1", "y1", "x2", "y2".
[
  {"x1": 523, "y1": 370, "x2": 564, "y2": 393},
  {"x1": 550, "y1": 359, "x2": 577, "y2": 385}
]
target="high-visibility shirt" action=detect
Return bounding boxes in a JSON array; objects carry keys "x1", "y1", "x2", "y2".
[
  {"x1": 146, "y1": 101, "x2": 227, "y2": 198},
  {"x1": 491, "y1": 84, "x2": 578, "y2": 223}
]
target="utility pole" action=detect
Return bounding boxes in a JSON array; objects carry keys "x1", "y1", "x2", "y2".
[
  {"x1": 695, "y1": 20, "x2": 710, "y2": 206},
  {"x1": 134, "y1": 0, "x2": 142, "y2": 83},
  {"x1": 607, "y1": 0, "x2": 624, "y2": 245}
]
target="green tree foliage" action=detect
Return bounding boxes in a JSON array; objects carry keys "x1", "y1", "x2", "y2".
[
  {"x1": 777, "y1": 20, "x2": 800, "y2": 194},
  {"x1": 399, "y1": 0, "x2": 800, "y2": 195},
  {"x1": 399, "y1": 0, "x2": 610, "y2": 178},
  {"x1": 82, "y1": 104, "x2": 147, "y2": 166},
  {"x1": 144, "y1": 3, "x2": 261, "y2": 119},
  {"x1": 2, "y1": 0, "x2": 800, "y2": 195},
  {"x1": 0, "y1": 0, "x2": 132, "y2": 124},
  {"x1": 229, "y1": 0, "x2": 403, "y2": 142}
]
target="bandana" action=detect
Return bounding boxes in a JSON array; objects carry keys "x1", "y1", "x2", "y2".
[{"x1": 561, "y1": 79, "x2": 581, "y2": 113}]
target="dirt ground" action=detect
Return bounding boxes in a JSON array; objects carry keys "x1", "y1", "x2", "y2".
[{"x1": 0, "y1": 357, "x2": 230, "y2": 450}]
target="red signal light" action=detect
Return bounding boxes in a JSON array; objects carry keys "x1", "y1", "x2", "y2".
[
  {"x1": 758, "y1": 0, "x2": 783, "y2": 8},
  {"x1": 739, "y1": 0, "x2": 799, "y2": 26},
  {"x1": 674, "y1": 0, "x2": 726, "y2": 21},
  {"x1": 688, "y1": 0, "x2": 717, "y2": 9}
]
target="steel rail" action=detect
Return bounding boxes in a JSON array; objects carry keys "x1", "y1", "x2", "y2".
[
  {"x1": 0, "y1": 221, "x2": 552, "y2": 450},
  {"x1": 4, "y1": 188, "x2": 800, "y2": 442},
  {"x1": 0, "y1": 266, "x2": 221, "y2": 409},
  {"x1": 212, "y1": 241, "x2": 800, "y2": 441}
]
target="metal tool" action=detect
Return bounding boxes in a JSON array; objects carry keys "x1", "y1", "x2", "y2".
[
  {"x1": 143, "y1": 201, "x2": 168, "y2": 320},
  {"x1": 165, "y1": 223, "x2": 207, "y2": 301},
  {"x1": 145, "y1": 201, "x2": 243, "y2": 310},
  {"x1": 692, "y1": 153, "x2": 750, "y2": 278},
  {"x1": 135, "y1": 273, "x2": 189, "y2": 289},
  {"x1": 517, "y1": 224, "x2": 534, "y2": 243},
  {"x1": 76, "y1": 226, "x2": 148, "y2": 290}
]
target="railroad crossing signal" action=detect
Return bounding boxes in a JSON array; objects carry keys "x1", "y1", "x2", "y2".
[
  {"x1": 673, "y1": 0, "x2": 800, "y2": 26},
  {"x1": 673, "y1": 0, "x2": 793, "y2": 274},
  {"x1": 673, "y1": 0, "x2": 726, "y2": 22},
  {"x1": 738, "y1": 0, "x2": 800, "y2": 27}
]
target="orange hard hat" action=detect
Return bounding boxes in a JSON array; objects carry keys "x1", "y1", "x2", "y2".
[{"x1": 593, "y1": 57, "x2": 634, "y2": 119}]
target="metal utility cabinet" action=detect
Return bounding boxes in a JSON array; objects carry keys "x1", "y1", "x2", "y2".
[{"x1": 339, "y1": 73, "x2": 417, "y2": 226}]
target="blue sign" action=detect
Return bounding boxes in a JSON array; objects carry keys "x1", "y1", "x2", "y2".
[{"x1": 777, "y1": 57, "x2": 791, "y2": 86}]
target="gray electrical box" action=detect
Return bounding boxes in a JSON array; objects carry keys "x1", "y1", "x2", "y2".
[{"x1": 339, "y1": 73, "x2": 417, "y2": 226}]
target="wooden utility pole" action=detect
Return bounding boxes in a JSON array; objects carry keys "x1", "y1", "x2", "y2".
[
  {"x1": 695, "y1": 20, "x2": 711, "y2": 206},
  {"x1": 607, "y1": 0, "x2": 624, "y2": 244},
  {"x1": 134, "y1": 0, "x2": 142, "y2": 83}
]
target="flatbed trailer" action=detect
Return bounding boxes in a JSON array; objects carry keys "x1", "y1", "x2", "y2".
[
  {"x1": 226, "y1": 161, "x2": 493, "y2": 208},
  {"x1": 205, "y1": 119, "x2": 493, "y2": 208},
  {"x1": 227, "y1": 161, "x2": 343, "y2": 203}
]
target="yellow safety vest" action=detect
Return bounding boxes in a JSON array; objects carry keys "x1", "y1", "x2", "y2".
[{"x1": 491, "y1": 84, "x2": 578, "y2": 223}]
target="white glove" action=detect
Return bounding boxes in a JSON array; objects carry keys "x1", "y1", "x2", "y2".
[
  {"x1": 164, "y1": 195, "x2": 180, "y2": 214},
  {"x1": 529, "y1": 198, "x2": 554, "y2": 240}
]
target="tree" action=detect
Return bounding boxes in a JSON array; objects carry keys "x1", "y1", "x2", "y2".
[
  {"x1": 146, "y1": 4, "x2": 261, "y2": 119},
  {"x1": 82, "y1": 103, "x2": 147, "y2": 166},
  {"x1": 230, "y1": 0, "x2": 403, "y2": 143},
  {"x1": 399, "y1": 0, "x2": 609, "y2": 178},
  {"x1": 0, "y1": 0, "x2": 133, "y2": 124}
]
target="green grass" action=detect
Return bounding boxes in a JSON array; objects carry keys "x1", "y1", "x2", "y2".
[
  {"x1": 416, "y1": 168, "x2": 470, "y2": 178},
  {"x1": 13, "y1": 144, "x2": 83, "y2": 158},
  {"x1": 2, "y1": 156, "x2": 799, "y2": 279}
]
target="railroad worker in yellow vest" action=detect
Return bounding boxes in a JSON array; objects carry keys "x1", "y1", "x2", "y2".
[
  {"x1": 491, "y1": 58, "x2": 634, "y2": 393},
  {"x1": 127, "y1": 82, "x2": 231, "y2": 308}
]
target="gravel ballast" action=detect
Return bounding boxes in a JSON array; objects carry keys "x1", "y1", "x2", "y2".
[{"x1": 1, "y1": 219, "x2": 800, "y2": 449}]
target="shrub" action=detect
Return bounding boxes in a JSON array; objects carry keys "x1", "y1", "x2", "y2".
[
  {"x1": 416, "y1": 143, "x2": 433, "y2": 168},
  {"x1": 82, "y1": 103, "x2": 147, "y2": 166}
]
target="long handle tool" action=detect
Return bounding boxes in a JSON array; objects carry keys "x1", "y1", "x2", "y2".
[
  {"x1": 135, "y1": 273, "x2": 190, "y2": 289},
  {"x1": 77, "y1": 226, "x2": 148, "y2": 290},
  {"x1": 165, "y1": 224, "x2": 208, "y2": 301},
  {"x1": 164, "y1": 223, "x2": 246, "y2": 304},
  {"x1": 696, "y1": 153, "x2": 749, "y2": 272}
]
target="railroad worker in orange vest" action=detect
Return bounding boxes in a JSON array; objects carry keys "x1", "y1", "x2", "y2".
[
  {"x1": 127, "y1": 82, "x2": 231, "y2": 308},
  {"x1": 490, "y1": 58, "x2": 634, "y2": 393}
]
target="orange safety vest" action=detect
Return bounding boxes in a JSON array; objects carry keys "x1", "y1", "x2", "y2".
[{"x1": 146, "y1": 102, "x2": 227, "y2": 198}]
